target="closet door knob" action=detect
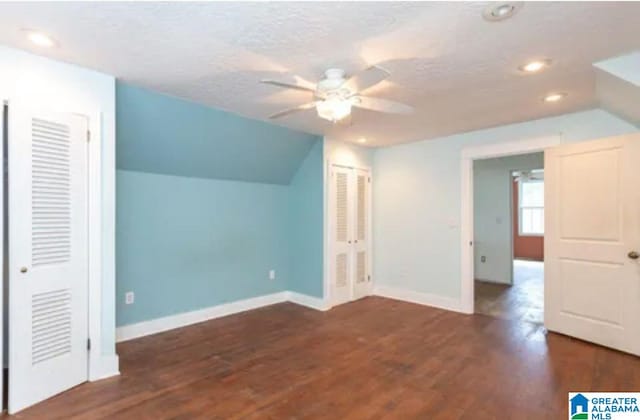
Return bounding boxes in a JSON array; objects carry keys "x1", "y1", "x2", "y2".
[
  {"x1": 20, "y1": 267, "x2": 28, "y2": 273},
  {"x1": 629, "y1": 251, "x2": 639, "y2": 260}
]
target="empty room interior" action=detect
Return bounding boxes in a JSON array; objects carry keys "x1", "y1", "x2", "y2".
[{"x1": 0, "y1": 1, "x2": 639, "y2": 418}]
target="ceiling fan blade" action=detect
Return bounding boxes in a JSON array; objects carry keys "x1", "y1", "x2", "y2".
[
  {"x1": 342, "y1": 65, "x2": 390, "y2": 93},
  {"x1": 261, "y1": 76, "x2": 317, "y2": 93},
  {"x1": 268, "y1": 102, "x2": 316, "y2": 119},
  {"x1": 353, "y1": 96, "x2": 413, "y2": 114}
]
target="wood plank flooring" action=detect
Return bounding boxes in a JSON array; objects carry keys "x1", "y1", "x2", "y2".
[
  {"x1": 475, "y1": 259, "x2": 544, "y2": 324},
  {"x1": 6, "y1": 297, "x2": 640, "y2": 419}
]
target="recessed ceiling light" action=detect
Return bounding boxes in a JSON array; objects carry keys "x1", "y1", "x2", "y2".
[
  {"x1": 482, "y1": 2, "x2": 523, "y2": 21},
  {"x1": 357, "y1": 138, "x2": 367, "y2": 144},
  {"x1": 519, "y1": 59, "x2": 552, "y2": 73},
  {"x1": 24, "y1": 30, "x2": 56, "y2": 48},
  {"x1": 543, "y1": 92, "x2": 567, "y2": 103}
]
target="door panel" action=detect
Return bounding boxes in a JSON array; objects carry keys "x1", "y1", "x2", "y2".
[
  {"x1": 353, "y1": 169, "x2": 370, "y2": 300},
  {"x1": 9, "y1": 105, "x2": 89, "y2": 413},
  {"x1": 545, "y1": 134, "x2": 640, "y2": 355},
  {"x1": 329, "y1": 165, "x2": 372, "y2": 306},
  {"x1": 330, "y1": 166, "x2": 352, "y2": 305}
]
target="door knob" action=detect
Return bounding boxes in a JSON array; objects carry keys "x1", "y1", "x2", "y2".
[
  {"x1": 629, "y1": 251, "x2": 640, "y2": 260},
  {"x1": 20, "y1": 267, "x2": 28, "y2": 273}
]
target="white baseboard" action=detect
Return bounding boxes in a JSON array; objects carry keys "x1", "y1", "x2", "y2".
[
  {"x1": 89, "y1": 354, "x2": 120, "y2": 381},
  {"x1": 374, "y1": 286, "x2": 465, "y2": 313},
  {"x1": 287, "y1": 291, "x2": 331, "y2": 311},
  {"x1": 116, "y1": 291, "x2": 330, "y2": 343}
]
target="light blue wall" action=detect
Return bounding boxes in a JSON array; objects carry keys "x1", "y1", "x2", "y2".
[
  {"x1": 116, "y1": 170, "x2": 290, "y2": 326},
  {"x1": 288, "y1": 140, "x2": 324, "y2": 297},
  {"x1": 116, "y1": 82, "x2": 318, "y2": 184},
  {"x1": 373, "y1": 109, "x2": 638, "y2": 301},
  {"x1": 116, "y1": 83, "x2": 324, "y2": 326}
]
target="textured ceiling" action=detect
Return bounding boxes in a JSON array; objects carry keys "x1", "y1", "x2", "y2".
[{"x1": 0, "y1": 2, "x2": 638, "y2": 147}]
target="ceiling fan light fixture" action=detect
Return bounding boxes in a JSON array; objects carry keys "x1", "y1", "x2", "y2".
[{"x1": 316, "y1": 97, "x2": 351, "y2": 122}]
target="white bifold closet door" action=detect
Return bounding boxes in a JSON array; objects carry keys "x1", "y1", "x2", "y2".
[
  {"x1": 329, "y1": 164, "x2": 371, "y2": 306},
  {"x1": 8, "y1": 105, "x2": 89, "y2": 413},
  {"x1": 352, "y1": 168, "x2": 370, "y2": 300}
]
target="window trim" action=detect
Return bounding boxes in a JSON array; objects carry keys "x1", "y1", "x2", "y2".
[{"x1": 518, "y1": 178, "x2": 544, "y2": 237}]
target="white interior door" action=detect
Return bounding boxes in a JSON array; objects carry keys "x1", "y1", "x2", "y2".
[
  {"x1": 545, "y1": 133, "x2": 640, "y2": 355},
  {"x1": 352, "y1": 168, "x2": 371, "y2": 300},
  {"x1": 9, "y1": 104, "x2": 89, "y2": 413},
  {"x1": 330, "y1": 165, "x2": 352, "y2": 305}
]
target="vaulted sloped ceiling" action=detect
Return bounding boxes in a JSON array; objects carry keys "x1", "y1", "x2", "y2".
[{"x1": 116, "y1": 82, "x2": 319, "y2": 185}]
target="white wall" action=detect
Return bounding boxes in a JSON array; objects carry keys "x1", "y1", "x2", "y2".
[
  {"x1": 324, "y1": 137, "x2": 373, "y2": 169},
  {"x1": 373, "y1": 109, "x2": 638, "y2": 304},
  {"x1": 473, "y1": 152, "x2": 543, "y2": 284},
  {"x1": 0, "y1": 46, "x2": 117, "y2": 378}
]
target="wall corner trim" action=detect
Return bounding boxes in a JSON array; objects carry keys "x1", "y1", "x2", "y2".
[
  {"x1": 89, "y1": 354, "x2": 120, "y2": 382},
  {"x1": 116, "y1": 291, "x2": 330, "y2": 343},
  {"x1": 373, "y1": 286, "x2": 467, "y2": 314},
  {"x1": 287, "y1": 291, "x2": 331, "y2": 311}
]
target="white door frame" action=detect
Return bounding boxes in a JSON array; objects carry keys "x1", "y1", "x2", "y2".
[
  {"x1": 324, "y1": 160, "x2": 373, "y2": 307},
  {"x1": 460, "y1": 134, "x2": 562, "y2": 314},
  {"x1": 2, "y1": 97, "x2": 107, "y2": 384},
  {"x1": 1, "y1": 99, "x2": 5, "y2": 406}
]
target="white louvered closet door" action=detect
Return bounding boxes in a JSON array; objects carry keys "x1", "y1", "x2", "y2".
[
  {"x1": 352, "y1": 168, "x2": 371, "y2": 300},
  {"x1": 330, "y1": 165, "x2": 353, "y2": 305},
  {"x1": 9, "y1": 106, "x2": 89, "y2": 414},
  {"x1": 330, "y1": 164, "x2": 372, "y2": 306}
]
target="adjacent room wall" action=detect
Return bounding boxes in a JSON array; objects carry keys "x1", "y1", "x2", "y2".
[
  {"x1": 473, "y1": 152, "x2": 543, "y2": 284},
  {"x1": 373, "y1": 109, "x2": 638, "y2": 305},
  {"x1": 116, "y1": 82, "x2": 324, "y2": 326}
]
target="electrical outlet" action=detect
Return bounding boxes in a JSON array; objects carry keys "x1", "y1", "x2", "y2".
[
  {"x1": 481, "y1": 256, "x2": 487, "y2": 263},
  {"x1": 269, "y1": 270, "x2": 276, "y2": 280},
  {"x1": 125, "y1": 291, "x2": 135, "y2": 305}
]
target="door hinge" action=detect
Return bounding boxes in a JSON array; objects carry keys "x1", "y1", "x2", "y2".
[
  {"x1": 87, "y1": 130, "x2": 91, "y2": 142},
  {"x1": 368, "y1": 275, "x2": 371, "y2": 281},
  {"x1": 368, "y1": 177, "x2": 371, "y2": 183},
  {"x1": 87, "y1": 338, "x2": 91, "y2": 351}
]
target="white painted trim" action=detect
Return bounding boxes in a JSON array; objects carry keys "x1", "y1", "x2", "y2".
[
  {"x1": 116, "y1": 292, "x2": 289, "y2": 342},
  {"x1": 288, "y1": 291, "x2": 331, "y2": 311},
  {"x1": 373, "y1": 286, "x2": 465, "y2": 313},
  {"x1": 86, "y1": 112, "x2": 109, "y2": 380},
  {"x1": 460, "y1": 134, "x2": 562, "y2": 315},
  {"x1": 89, "y1": 355, "x2": 120, "y2": 382},
  {"x1": 0, "y1": 99, "x2": 5, "y2": 405},
  {"x1": 116, "y1": 291, "x2": 331, "y2": 343}
]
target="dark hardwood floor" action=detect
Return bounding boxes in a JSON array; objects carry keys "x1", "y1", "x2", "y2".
[{"x1": 7, "y1": 297, "x2": 640, "y2": 419}]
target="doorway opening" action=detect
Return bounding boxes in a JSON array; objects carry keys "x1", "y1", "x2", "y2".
[{"x1": 471, "y1": 153, "x2": 545, "y2": 324}]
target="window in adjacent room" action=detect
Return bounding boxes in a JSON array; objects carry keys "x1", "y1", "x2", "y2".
[{"x1": 518, "y1": 171, "x2": 544, "y2": 236}]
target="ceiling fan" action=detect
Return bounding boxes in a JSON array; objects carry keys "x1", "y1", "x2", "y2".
[{"x1": 261, "y1": 66, "x2": 414, "y2": 123}]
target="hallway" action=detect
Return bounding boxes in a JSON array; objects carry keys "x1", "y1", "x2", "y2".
[{"x1": 475, "y1": 259, "x2": 544, "y2": 324}]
